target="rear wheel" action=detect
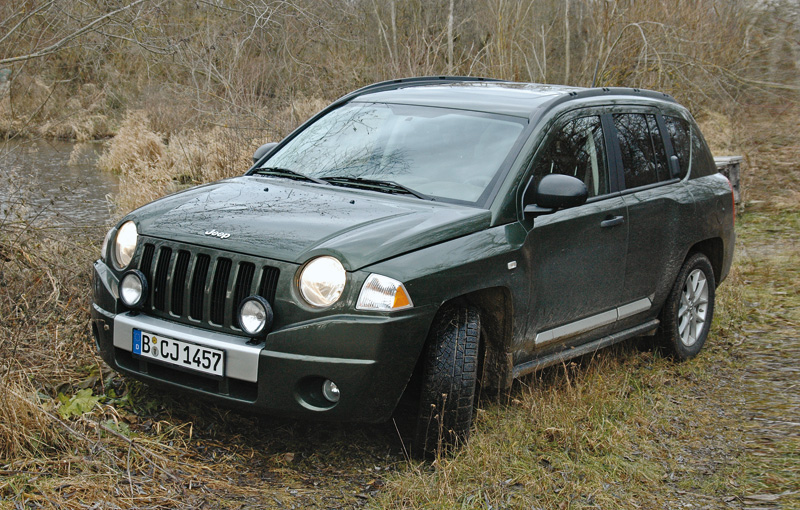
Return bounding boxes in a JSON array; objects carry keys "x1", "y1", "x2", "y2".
[
  {"x1": 411, "y1": 305, "x2": 480, "y2": 458},
  {"x1": 658, "y1": 253, "x2": 716, "y2": 360}
]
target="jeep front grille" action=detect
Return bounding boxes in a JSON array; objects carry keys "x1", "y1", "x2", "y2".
[{"x1": 135, "y1": 239, "x2": 280, "y2": 335}]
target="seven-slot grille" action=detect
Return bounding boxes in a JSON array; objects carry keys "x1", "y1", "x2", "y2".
[{"x1": 136, "y1": 240, "x2": 279, "y2": 334}]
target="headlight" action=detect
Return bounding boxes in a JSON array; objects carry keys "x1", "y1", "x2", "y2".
[
  {"x1": 238, "y1": 296, "x2": 273, "y2": 336},
  {"x1": 100, "y1": 227, "x2": 113, "y2": 261},
  {"x1": 356, "y1": 274, "x2": 413, "y2": 311},
  {"x1": 298, "y1": 256, "x2": 346, "y2": 308},
  {"x1": 113, "y1": 221, "x2": 138, "y2": 269}
]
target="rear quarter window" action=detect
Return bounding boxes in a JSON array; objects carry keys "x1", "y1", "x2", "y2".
[
  {"x1": 664, "y1": 115, "x2": 716, "y2": 179},
  {"x1": 689, "y1": 122, "x2": 717, "y2": 178}
]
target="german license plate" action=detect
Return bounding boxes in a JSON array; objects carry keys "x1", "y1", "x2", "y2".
[{"x1": 132, "y1": 329, "x2": 224, "y2": 377}]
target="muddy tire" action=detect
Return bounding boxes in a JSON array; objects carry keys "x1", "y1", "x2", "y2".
[
  {"x1": 411, "y1": 306, "x2": 480, "y2": 458},
  {"x1": 658, "y1": 253, "x2": 716, "y2": 360}
]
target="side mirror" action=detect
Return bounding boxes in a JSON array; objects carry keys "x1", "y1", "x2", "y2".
[
  {"x1": 524, "y1": 174, "x2": 588, "y2": 215},
  {"x1": 253, "y1": 142, "x2": 279, "y2": 164}
]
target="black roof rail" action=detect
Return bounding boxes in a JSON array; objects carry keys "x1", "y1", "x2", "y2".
[
  {"x1": 333, "y1": 76, "x2": 506, "y2": 105},
  {"x1": 534, "y1": 85, "x2": 676, "y2": 118},
  {"x1": 595, "y1": 86, "x2": 675, "y2": 102},
  {"x1": 334, "y1": 77, "x2": 675, "y2": 111}
]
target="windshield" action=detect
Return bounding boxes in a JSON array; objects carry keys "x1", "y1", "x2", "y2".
[{"x1": 261, "y1": 102, "x2": 527, "y2": 203}]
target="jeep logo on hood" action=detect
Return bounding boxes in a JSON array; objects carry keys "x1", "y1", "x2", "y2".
[{"x1": 204, "y1": 229, "x2": 230, "y2": 239}]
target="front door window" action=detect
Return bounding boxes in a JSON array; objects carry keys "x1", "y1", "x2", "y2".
[{"x1": 531, "y1": 115, "x2": 609, "y2": 198}]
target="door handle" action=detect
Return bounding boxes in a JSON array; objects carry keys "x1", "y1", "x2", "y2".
[{"x1": 600, "y1": 215, "x2": 625, "y2": 228}]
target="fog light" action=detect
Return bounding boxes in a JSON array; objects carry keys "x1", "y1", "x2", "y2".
[
  {"x1": 321, "y1": 379, "x2": 340, "y2": 403},
  {"x1": 238, "y1": 296, "x2": 273, "y2": 336},
  {"x1": 119, "y1": 270, "x2": 147, "y2": 308}
]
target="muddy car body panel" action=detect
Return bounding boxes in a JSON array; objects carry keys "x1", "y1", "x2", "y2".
[{"x1": 91, "y1": 77, "x2": 735, "y2": 428}]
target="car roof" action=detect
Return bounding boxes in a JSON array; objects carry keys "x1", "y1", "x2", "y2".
[
  {"x1": 344, "y1": 78, "x2": 677, "y2": 119},
  {"x1": 352, "y1": 82, "x2": 580, "y2": 117}
]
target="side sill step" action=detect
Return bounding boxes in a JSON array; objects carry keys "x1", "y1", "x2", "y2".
[{"x1": 512, "y1": 319, "x2": 660, "y2": 379}]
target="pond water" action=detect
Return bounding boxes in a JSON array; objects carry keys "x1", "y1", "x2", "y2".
[{"x1": 0, "y1": 140, "x2": 120, "y2": 230}]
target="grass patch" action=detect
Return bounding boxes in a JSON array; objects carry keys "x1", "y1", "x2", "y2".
[
  {"x1": 376, "y1": 209, "x2": 799, "y2": 509},
  {"x1": 1, "y1": 107, "x2": 798, "y2": 507}
]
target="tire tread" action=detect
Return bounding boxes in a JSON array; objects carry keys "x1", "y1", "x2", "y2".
[{"x1": 412, "y1": 306, "x2": 480, "y2": 458}]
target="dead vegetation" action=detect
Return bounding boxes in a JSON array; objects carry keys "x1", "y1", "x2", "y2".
[
  {"x1": 1, "y1": 0, "x2": 797, "y2": 143},
  {"x1": 95, "y1": 99, "x2": 325, "y2": 211},
  {"x1": 1, "y1": 106, "x2": 798, "y2": 508},
  {"x1": 1, "y1": 0, "x2": 799, "y2": 507}
]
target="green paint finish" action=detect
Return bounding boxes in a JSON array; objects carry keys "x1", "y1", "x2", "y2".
[{"x1": 92, "y1": 78, "x2": 735, "y2": 424}]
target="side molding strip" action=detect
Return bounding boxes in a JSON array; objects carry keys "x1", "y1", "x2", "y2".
[
  {"x1": 535, "y1": 297, "x2": 652, "y2": 346},
  {"x1": 516, "y1": 319, "x2": 660, "y2": 378}
]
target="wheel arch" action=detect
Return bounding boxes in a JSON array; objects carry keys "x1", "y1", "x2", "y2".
[
  {"x1": 686, "y1": 237, "x2": 723, "y2": 286},
  {"x1": 439, "y1": 286, "x2": 515, "y2": 391}
]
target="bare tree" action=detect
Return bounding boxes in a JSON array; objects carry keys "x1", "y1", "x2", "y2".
[{"x1": 0, "y1": 0, "x2": 168, "y2": 66}]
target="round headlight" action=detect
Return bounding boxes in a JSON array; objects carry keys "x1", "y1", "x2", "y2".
[
  {"x1": 238, "y1": 296, "x2": 273, "y2": 336},
  {"x1": 114, "y1": 221, "x2": 138, "y2": 269},
  {"x1": 119, "y1": 270, "x2": 147, "y2": 307},
  {"x1": 299, "y1": 256, "x2": 346, "y2": 308},
  {"x1": 101, "y1": 227, "x2": 114, "y2": 262}
]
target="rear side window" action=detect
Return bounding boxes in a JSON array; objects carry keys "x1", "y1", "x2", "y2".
[
  {"x1": 664, "y1": 115, "x2": 717, "y2": 179},
  {"x1": 690, "y1": 123, "x2": 717, "y2": 178},
  {"x1": 532, "y1": 115, "x2": 609, "y2": 198},
  {"x1": 613, "y1": 113, "x2": 669, "y2": 189}
]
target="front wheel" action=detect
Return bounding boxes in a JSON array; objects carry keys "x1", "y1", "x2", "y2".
[
  {"x1": 411, "y1": 305, "x2": 480, "y2": 458},
  {"x1": 658, "y1": 253, "x2": 716, "y2": 360}
]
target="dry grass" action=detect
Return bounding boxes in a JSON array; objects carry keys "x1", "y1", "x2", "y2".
[
  {"x1": 378, "y1": 349, "x2": 734, "y2": 507},
  {"x1": 375, "y1": 208, "x2": 799, "y2": 509},
  {"x1": 735, "y1": 105, "x2": 800, "y2": 211},
  {"x1": 0, "y1": 77, "x2": 114, "y2": 141},
  {"x1": 0, "y1": 373, "x2": 67, "y2": 462},
  {"x1": 96, "y1": 110, "x2": 256, "y2": 211},
  {"x1": 98, "y1": 98, "x2": 327, "y2": 213},
  {"x1": 2, "y1": 68, "x2": 798, "y2": 510}
]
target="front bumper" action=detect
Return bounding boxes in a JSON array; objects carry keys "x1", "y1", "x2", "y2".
[{"x1": 92, "y1": 261, "x2": 436, "y2": 423}]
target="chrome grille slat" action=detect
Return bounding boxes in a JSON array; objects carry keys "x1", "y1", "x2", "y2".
[{"x1": 135, "y1": 240, "x2": 280, "y2": 336}]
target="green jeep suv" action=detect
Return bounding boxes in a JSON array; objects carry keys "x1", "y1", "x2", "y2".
[{"x1": 91, "y1": 77, "x2": 735, "y2": 456}]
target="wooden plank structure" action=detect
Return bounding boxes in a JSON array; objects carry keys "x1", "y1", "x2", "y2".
[{"x1": 714, "y1": 156, "x2": 742, "y2": 206}]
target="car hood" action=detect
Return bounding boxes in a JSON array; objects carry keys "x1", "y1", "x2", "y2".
[{"x1": 131, "y1": 176, "x2": 491, "y2": 270}]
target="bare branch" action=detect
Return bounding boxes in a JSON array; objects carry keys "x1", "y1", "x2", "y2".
[
  {"x1": 0, "y1": 0, "x2": 148, "y2": 66},
  {"x1": 0, "y1": 1, "x2": 55, "y2": 48}
]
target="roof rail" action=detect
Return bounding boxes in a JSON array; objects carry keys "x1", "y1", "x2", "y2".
[
  {"x1": 333, "y1": 76, "x2": 506, "y2": 105},
  {"x1": 532, "y1": 85, "x2": 677, "y2": 121},
  {"x1": 592, "y1": 86, "x2": 675, "y2": 102}
]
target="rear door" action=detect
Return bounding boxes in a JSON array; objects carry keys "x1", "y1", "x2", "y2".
[{"x1": 610, "y1": 109, "x2": 694, "y2": 317}]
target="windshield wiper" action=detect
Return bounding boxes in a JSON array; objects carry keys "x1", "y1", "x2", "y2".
[
  {"x1": 320, "y1": 176, "x2": 434, "y2": 201},
  {"x1": 253, "y1": 167, "x2": 329, "y2": 185}
]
